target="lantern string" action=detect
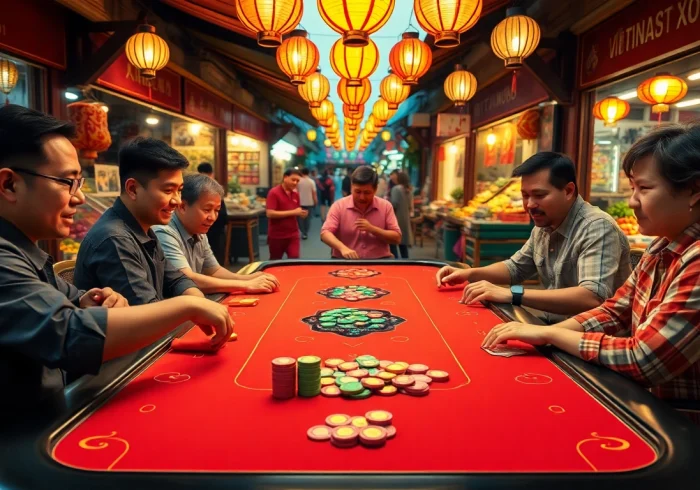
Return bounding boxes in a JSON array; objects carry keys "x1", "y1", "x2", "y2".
[{"x1": 511, "y1": 71, "x2": 517, "y2": 96}]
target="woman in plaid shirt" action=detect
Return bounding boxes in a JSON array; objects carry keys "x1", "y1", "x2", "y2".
[{"x1": 483, "y1": 123, "x2": 700, "y2": 422}]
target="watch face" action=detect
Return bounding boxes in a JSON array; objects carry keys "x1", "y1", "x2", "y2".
[{"x1": 512, "y1": 285, "x2": 524, "y2": 294}]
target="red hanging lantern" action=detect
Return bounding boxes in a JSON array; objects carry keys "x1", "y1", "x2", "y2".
[
  {"x1": 515, "y1": 109, "x2": 540, "y2": 140},
  {"x1": 67, "y1": 102, "x2": 112, "y2": 159}
]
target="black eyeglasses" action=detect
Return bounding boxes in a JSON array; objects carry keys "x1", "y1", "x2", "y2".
[{"x1": 11, "y1": 168, "x2": 85, "y2": 196}]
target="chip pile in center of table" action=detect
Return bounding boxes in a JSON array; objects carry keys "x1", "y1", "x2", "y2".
[{"x1": 307, "y1": 410, "x2": 397, "y2": 448}]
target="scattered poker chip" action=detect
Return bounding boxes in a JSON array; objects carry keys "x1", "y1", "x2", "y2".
[
  {"x1": 228, "y1": 332, "x2": 238, "y2": 342},
  {"x1": 333, "y1": 371, "x2": 346, "y2": 379},
  {"x1": 325, "y1": 413, "x2": 352, "y2": 427},
  {"x1": 320, "y1": 368, "x2": 335, "y2": 377},
  {"x1": 365, "y1": 410, "x2": 393, "y2": 426},
  {"x1": 321, "y1": 377, "x2": 336, "y2": 386},
  {"x1": 350, "y1": 416, "x2": 369, "y2": 428},
  {"x1": 361, "y1": 377, "x2": 385, "y2": 390},
  {"x1": 324, "y1": 358, "x2": 345, "y2": 368},
  {"x1": 412, "y1": 374, "x2": 433, "y2": 385},
  {"x1": 348, "y1": 388, "x2": 373, "y2": 400},
  {"x1": 336, "y1": 376, "x2": 359, "y2": 386},
  {"x1": 338, "y1": 361, "x2": 359, "y2": 371},
  {"x1": 376, "y1": 372, "x2": 396, "y2": 382},
  {"x1": 379, "y1": 360, "x2": 394, "y2": 369},
  {"x1": 367, "y1": 368, "x2": 382, "y2": 375},
  {"x1": 357, "y1": 359, "x2": 380, "y2": 368},
  {"x1": 330, "y1": 426, "x2": 359, "y2": 447},
  {"x1": 385, "y1": 363, "x2": 407, "y2": 374},
  {"x1": 307, "y1": 425, "x2": 332, "y2": 441},
  {"x1": 391, "y1": 375, "x2": 416, "y2": 388},
  {"x1": 355, "y1": 355, "x2": 376, "y2": 362},
  {"x1": 395, "y1": 361, "x2": 410, "y2": 369},
  {"x1": 385, "y1": 425, "x2": 397, "y2": 439},
  {"x1": 346, "y1": 369, "x2": 369, "y2": 379},
  {"x1": 404, "y1": 380, "x2": 430, "y2": 396},
  {"x1": 426, "y1": 370, "x2": 450, "y2": 382},
  {"x1": 406, "y1": 363, "x2": 429, "y2": 374},
  {"x1": 321, "y1": 386, "x2": 342, "y2": 397},
  {"x1": 376, "y1": 385, "x2": 398, "y2": 396},
  {"x1": 339, "y1": 382, "x2": 364, "y2": 395},
  {"x1": 359, "y1": 426, "x2": 388, "y2": 447}
]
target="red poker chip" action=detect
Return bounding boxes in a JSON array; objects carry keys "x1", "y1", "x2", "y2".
[
  {"x1": 359, "y1": 426, "x2": 387, "y2": 447},
  {"x1": 385, "y1": 425, "x2": 397, "y2": 439},
  {"x1": 365, "y1": 410, "x2": 393, "y2": 426},
  {"x1": 404, "y1": 380, "x2": 429, "y2": 394},
  {"x1": 331, "y1": 426, "x2": 359, "y2": 442},
  {"x1": 330, "y1": 438, "x2": 359, "y2": 448},
  {"x1": 307, "y1": 425, "x2": 332, "y2": 441},
  {"x1": 378, "y1": 360, "x2": 394, "y2": 369},
  {"x1": 346, "y1": 369, "x2": 369, "y2": 379},
  {"x1": 325, "y1": 414, "x2": 352, "y2": 427},
  {"x1": 411, "y1": 374, "x2": 433, "y2": 384},
  {"x1": 272, "y1": 357, "x2": 297, "y2": 367},
  {"x1": 338, "y1": 362, "x2": 359, "y2": 371},
  {"x1": 391, "y1": 375, "x2": 416, "y2": 388},
  {"x1": 321, "y1": 386, "x2": 342, "y2": 397},
  {"x1": 426, "y1": 370, "x2": 449, "y2": 382},
  {"x1": 406, "y1": 363, "x2": 429, "y2": 375}
]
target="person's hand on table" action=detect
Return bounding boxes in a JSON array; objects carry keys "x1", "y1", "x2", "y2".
[
  {"x1": 459, "y1": 280, "x2": 511, "y2": 305},
  {"x1": 188, "y1": 297, "x2": 234, "y2": 349},
  {"x1": 243, "y1": 276, "x2": 276, "y2": 293},
  {"x1": 354, "y1": 218, "x2": 376, "y2": 233},
  {"x1": 435, "y1": 265, "x2": 470, "y2": 287},
  {"x1": 80, "y1": 287, "x2": 129, "y2": 308},
  {"x1": 340, "y1": 247, "x2": 360, "y2": 259},
  {"x1": 482, "y1": 322, "x2": 550, "y2": 349}
]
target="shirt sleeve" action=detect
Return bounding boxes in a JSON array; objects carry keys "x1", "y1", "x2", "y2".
[
  {"x1": 200, "y1": 235, "x2": 219, "y2": 270},
  {"x1": 162, "y1": 254, "x2": 198, "y2": 298},
  {"x1": 153, "y1": 227, "x2": 190, "y2": 270},
  {"x1": 266, "y1": 190, "x2": 280, "y2": 211},
  {"x1": 384, "y1": 203, "x2": 402, "y2": 235},
  {"x1": 90, "y1": 235, "x2": 161, "y2": 305},
  {"x1": 321, "y1": 202, "x2": 341, "y2": 235},
  {"x1": 576, "y1": 219, "x2": 630, "y2": 300},
  {"x1": 503, "y1": 235, "x2": 538, "y2": 285},
  {"x1": 574, "y1": 267, "x2": 637, "y2": 336},
  {"x1": 55, "y1": 274, "x2": 84, "y2": 307},
  {"x1": 0, "y1": 246, "x2": 107, "y2": 375},
  {"x1": 576, "y1": 259, "x2": 700, "y2": 388}
]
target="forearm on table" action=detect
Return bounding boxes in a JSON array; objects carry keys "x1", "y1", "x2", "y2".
[
  {"x1": 181, "y1": 268, "x2": 247, "y2": 294},
  {"x1": 522, "y1": 287, "x2": 602, "y2": 315},
  {"x1": 370, "y1": 227, "x2": 401, "y2": 244},
  {"x1": 266, "y1": 209, "x2": 296, "y2": 219},
  {"x1": 208, "y1": 266, "x2": 252, "y2": 281},
  {"x1": 467, "y1": 262, "x2": 513, "y2": 284},
  {"x1": 181, "y1": 287, "x2": 205, "y2": 297},
  {"x1": 103, "y1": 297, "x2": 197, "y2": 361},
  {"x1": 544, "y1": 327, "x2": 585, "y2": 358}
]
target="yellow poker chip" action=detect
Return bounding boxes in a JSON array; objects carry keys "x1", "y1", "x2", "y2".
[
  {"x1": 376, "y1": 385, "x2": 398, "y2": 396},
  {"x1": 337, "y1": 376, "x2": 359, "y2": 384},
  {"x1": 361, "y1": 377, "x2": 385, "y2": 389},
  {"x1": 385, "y1": 363, "x2": 407, "y2": 374},
  {"x1": 307, "y1": 425, "x2": 332, "y2": 441},
  {"x1": 365, "y1": 410, "x2": 393, "y2": 426},
  {"x1": 324, "y1": 358, "x2": 345, "y2": 368},
  {"x1": 321, "y1": 377, "x2": 336, "y2": 386},
  {"x1": 377, "y1": 372, "x2": 396, "y2": 382},
  {"x1": 395, "y1": 361, "x2": 410, "y2": 369},
  {"x1": 325, "y1": 413, "x2": 351, "y2": 427},
  {"x1": 350, "y1": 416, "x2": 368, "y2": 428},
  {"x1": 338, "y1": 361, "x2": 359, "y2": 372}
]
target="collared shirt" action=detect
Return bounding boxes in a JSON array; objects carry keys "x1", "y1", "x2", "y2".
[
  {"x1": 0, "y1": 217, "x2": 108, "y2": 408},
  {"x1": 504, "y1": 195, "x2": 631, "y2": 322},
  {"x1": 74, "y1": 198, "x2": 197, "y2": 306},
  {"x1": 574, "y1": 222, "x2": 700, "y2": 414},
  {"x1": 153, "y1": 214, "x2": 218, "y2": 274},
  {"x1": 321, "y1": 195, "x2": 402, "y2": 259},
  {"x1": 266, "y1": 184, "x2": 301, "y2": 239},
  {"x1": 297, "y1": 176, "x2": 317, "y2": 207}
]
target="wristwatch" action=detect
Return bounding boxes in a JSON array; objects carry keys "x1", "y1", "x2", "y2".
[{"x1": 510, "y1": 285, "x2": 524, "y2": 306}]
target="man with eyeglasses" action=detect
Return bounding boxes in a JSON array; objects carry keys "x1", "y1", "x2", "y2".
[
  {"x1": 74, "y1": 137, "x2": 205, "y2": 305},
  {"x1": 0, "y1": 105, "x2": 233, "y2": 410}
]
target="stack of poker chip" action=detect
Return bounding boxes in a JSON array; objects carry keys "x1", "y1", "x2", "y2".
[
  {"x1": 307, "y1": 410, "x2": 396, "y2": 448},
  {"x1": 272, "y1": 357, "x2": 297, "y2": 400},
  {"x1": 297, "y1": 355, "x2": 322, "y2": 397}
]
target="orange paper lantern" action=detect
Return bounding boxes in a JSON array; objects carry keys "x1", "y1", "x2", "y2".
[
  {"x1": 515, "y1": 109, "x2": 540, "y2": 140},
  {"x1": 380, "y1": 70, "x2": 411, "y2": 110},
  {"x1": 330, "y1": 38, "x2": 379, "y2": 86},
  {"x1": 637, "y1": 73, "x2": 688, "y2": 114},
  {"x1": 414, "y1": 0, "x2": 482, "y2": 48},
  {"x1": 67, "y1": 102, "x2": 112, "y2": 159},
  {"x1": 371, "y1": 97, "x2": 396, "y2": 123},
  {"x1": 276, "y1": 30, "x2": 319, "y2": 85},
  {"x1": 592, "y1": 97, "x2": 630, "y2": 127},
  {"x1": 311, "y1": 99, "x2": 334, "y2": 123},
  {"x1": 343, "y1": 104, "x2": 365, "y2": 120},
  {"x1": 444, "y1": 64, "x2": 477, "y2": 106},
  {"x1": 337, "y1": 77, "x2": 371, "y2": 111},
  {"x1": 318, "y1": 0, "x2": 395, "y2": 46},
  {"x1": 235, "y1": 0, "x2": 303, "y2": 48},
  {"x1": 389, "y1": 32, "x2": 432, "y2": 86},
  {"x1": 298, "y1": 69, "x2": 330, "y2": 108}
]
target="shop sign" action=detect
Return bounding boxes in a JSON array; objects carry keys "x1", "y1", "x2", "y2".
[
  {"x1": 436, "y1": 113, "x2": 470, "y2": 137},
  {"x1": 470, "y1": 70, "x2": 548, "y2": 127},
  {"x1": 97, "y1": 53, "x2": 182, "y2": 112},
  {"x1": 0, "y1": 0, "x2": 66, "y2": 69},
  {"x1": 184, "y1": 80, "x2": 233, "y2": 129},
  {"x1": 233, "y1": 109, "x2": 267, "y2": 141},
  {"x1": 579, "y1": 0, "x2": 700, "y2": 88}
]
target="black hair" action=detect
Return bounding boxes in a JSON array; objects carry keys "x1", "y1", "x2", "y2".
[
  {"x1": 283, "y1": 168, "x2": 302, "y2": 177},
  {"x1": 351, "y1": 166, "x2": 378, "y2": 187},
  {"x1": 181, "y1": 173, "x2": 224, "y2": 206},
  {"x1": 512, "y1": 151, "x2": 577, "y2": 192},
  {"x1": 0, "y1": 104, "x2": 75, "y2": 170},
  {"x1": 301, "y1": 167, "x2": 310, "y2": 175},
  {"x1": 197, "y1": 162, "x2": 214, "y2": 174},
  {"x1": 389, "y1": 169, "x2": 399, "y2": 175},
  {"x1": 622, "y1": 122, "x2": 700, "y2": 191},
  {"x1": 118, "y1": 137, "x2": 189, "y2": 189}
]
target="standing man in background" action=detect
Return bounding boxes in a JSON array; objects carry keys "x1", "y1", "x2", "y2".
[
  {"x1": 197, "y1": 163, "x2": 228, "y2": 265},
  {"x1": 296, "y1": 168, "x2": 317, "y2": 240},
  {"x1": 266, "y1": 168, "x2": 305, "y2": 260}
]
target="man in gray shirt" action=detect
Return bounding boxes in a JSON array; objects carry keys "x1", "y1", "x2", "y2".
[
  {"x1": 437, "y1": 152, "x2": 631, "y2": 323},
  {"x1": 154, "y1": 174, "x2": 279, "y2": 294}
]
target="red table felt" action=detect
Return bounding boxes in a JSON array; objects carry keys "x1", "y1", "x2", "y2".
[{"x1": 52, "y1": 264, "x2": 657, "y2": 473}]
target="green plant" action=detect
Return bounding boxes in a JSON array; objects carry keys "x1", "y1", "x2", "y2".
[
  {"x1": 228, "y1": 177, "x2": 242, "y2": 195},
  {"x1": 606, "y1": 200, "x2": 634, "y2": 218},
  {"x1": 450, "y1": 187, "x2": 464, "y2": 202}
]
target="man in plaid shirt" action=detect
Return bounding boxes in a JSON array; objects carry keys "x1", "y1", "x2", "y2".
[{"x1": 483, "y1": 123, "x2": 700, "y2": 422}]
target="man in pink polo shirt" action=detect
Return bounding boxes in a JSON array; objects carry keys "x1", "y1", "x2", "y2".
[
  {"x1": 266, "y1": 168, "x2": 306, "y2": 260},
  {"x1": 321, "y1": 166, "x2": 401, "y2": 259}
]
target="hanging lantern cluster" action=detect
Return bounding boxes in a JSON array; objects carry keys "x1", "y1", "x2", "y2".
[
  {"x1": 372, "y1": 97, "x2": 396, "y2": 124},
  {"x1": 0, "y1": 58, "x2": 19, "y2": 104},
  {"x1": 330, "y1": 38, "x2": 379, "y2": 86},
  {"x1": 235, "y1": 0, "x2": 303, "y2": 47},
  {"x1": 338, "y1": 77, "x2": 371, "y2": 112},
  {"x1": 318, "y1": 0, "x2": 395, "y2": 46},
  {"x1": 490, "y1": 7, "x2": 540, "y2": 94},
  {"x1": 414, "y1": 0, "x2": 482, "y2": 48},
  {"x1": 389, "y1": 32, "x2": 432, "y2": 86},
  {"x1": 444, "y1": 64, "x2": 477, "y2": 107},
  {"x1": 380, "y1": 70, "x2": 410, "y2": 110},
  {"x1": 276, "y1": 30, "x2": 319, "y2": 85},
  {"x1": 298, "y1": 69, "x2": 330, "y2": 108},
  {"x1": 125, "y1": 22, "x2": 170, "y2": 79},
  {"x1": 637, "y1": 73, "x2": 688, "y2": 115},
  {"x1": 592, "y1": 97, "x2": 630, "y2": 127}
]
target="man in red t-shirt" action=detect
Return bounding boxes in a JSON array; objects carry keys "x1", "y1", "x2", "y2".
[{"x1": 266, "y1": 168, "x2": 306, "y2": 260}]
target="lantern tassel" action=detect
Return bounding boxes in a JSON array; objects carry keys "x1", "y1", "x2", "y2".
[
  {"x1": 511, "y1": 71, "x2": 517, "y2": 96},
  {"x1": 657, "y1": 112, "x2": 662, "y2": 125}
]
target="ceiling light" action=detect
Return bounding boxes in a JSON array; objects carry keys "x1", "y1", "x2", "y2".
[
  {"x1": 676, "y1": 98, "x2": 700, "y2": 108},
  {"x1": 145, "y1": 116, "x2": 159, "y2": 125},
  {"x1": 617, "y1": 91, "x2": 637, "y2": 100},
  {"x1": 64, "y1": 91, "x2": 79, "y2": 100},
  {"x1": 687, "y1": 71, "x2": 700, "y2": 81}
]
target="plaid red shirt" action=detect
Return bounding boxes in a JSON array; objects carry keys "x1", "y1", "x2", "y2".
[{"x1": 574, "y1": 222, "x2": 700, "y2": 420}]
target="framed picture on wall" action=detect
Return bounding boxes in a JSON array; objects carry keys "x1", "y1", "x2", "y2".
[{"x1": 93, "y1": 164, "x2": 121, "y2": 196}]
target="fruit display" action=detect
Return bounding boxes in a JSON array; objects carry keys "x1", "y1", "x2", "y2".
[
  {"x1": 450, "y1": 178, "x2": 524, "y2": 221},
  {"x1": 60, "y1": 204, "x2": 103, "y2": 258},
  {"x1": 606, "y1": 201, "x2": 639, "y2": 236},
  {"x1": 616, "y1": 216, "x2": 639, "y2": 236},
  {"x1": 225, "y1": 192, "x2": 264, "y2": 211}
]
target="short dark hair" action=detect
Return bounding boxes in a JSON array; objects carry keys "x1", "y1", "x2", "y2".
[
  {"x1": 181, "y1": 173, "x2": 224, "y2": 206},
  {"x1": 0, "y1": 104, "x2": 75, "y2": 170},
  {"x1": 284, "y1": 168, "x2": 301, "y2": 177},
  {"x1": 512, "y1": 152, "x2": 577, "y2": 191},
  {"x1": 622, "y1": 123, "x2": 700, "y2": 191},
  {"x1": 301, "y1": 167, "x2": 310, "y2": 176},
  {"x1": 351, "y1": 165, "x2": 378, "y2": 187},
  {"x1": 197, "y1": 162, "x2": 214, "y2": 174},
  {"x1": 118, "y1": 137, "x2": 189, "y2": 189}
]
